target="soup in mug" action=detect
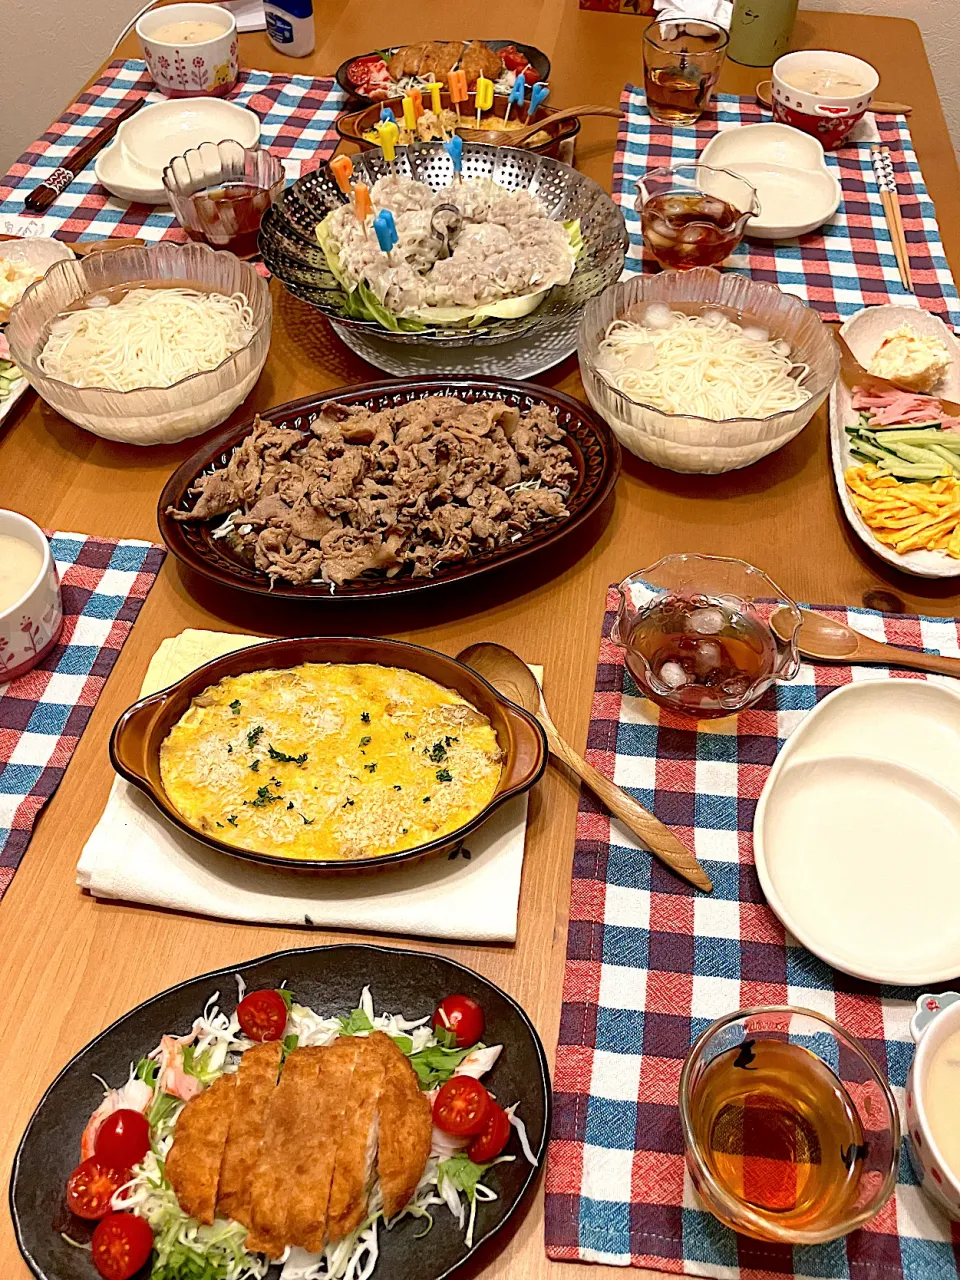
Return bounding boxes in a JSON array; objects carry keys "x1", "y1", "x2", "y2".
[
  {"x1": 0, "y1": 533, "x2": 43, "y2": 612},
  {"x1": 781, "y1": 67, "x2": 867, "y2": 96},
  {"x1": 925, "y1": 1027, "x2": 960, "y2": 1181},
  {"x1": 149, "y1": 19, "x2": 228, "y2": 43}
]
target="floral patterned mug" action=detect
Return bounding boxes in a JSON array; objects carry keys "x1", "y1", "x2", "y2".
[
  {"x1": 771, "y1": 50, "x2": 878, "y2": 150},
  {"x1": 137, "y1": 3, "x2": 239, "y2": 99},
  {"x1": 0, "y1": 510, "x2": 62, "y2": 685},
  {"x1": 906, "y1": 992, "x2": 960, "y2": 1221}
]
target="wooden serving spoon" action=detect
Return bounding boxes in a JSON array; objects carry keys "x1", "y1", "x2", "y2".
[
  {"x1": 755, "y1": 79, "x2": 912, "y2": 116},
  {"x1": 773, "y1": 607, "x2": 960, "y2": 678},
  {"x1": 455, "y1": 104, "x2": 621, "y2": 147},
  {"x1": 836, "y1": 332, "x2": 960, "y2": 419},
  {"x1": 457, "y1": 642, "x2": 713, "y2": 892}
]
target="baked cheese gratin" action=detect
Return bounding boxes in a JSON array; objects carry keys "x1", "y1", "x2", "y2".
[{"x1": 159, "y1": 662, "x2": 503, "y2": 861}]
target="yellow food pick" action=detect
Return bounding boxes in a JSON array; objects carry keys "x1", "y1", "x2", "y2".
[
  {"x1": 402, "y1": 95, "x2": 417, "y2": 131},
  {"x1": 475, "y1": 75, "x2": 494, "y2": 127},
  {"x1": 425, "y1": 80, "x2": 443, "y2": 116},
  {"x1": 377, "y1": 120, "x2": 399, "y2": 164}
]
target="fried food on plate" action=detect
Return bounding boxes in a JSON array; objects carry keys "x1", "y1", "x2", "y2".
[
  {"x1": 326, "y1": 1038, "x2": 385, "y2": 1241},
  {"x1": 387, "y1": 41, "x2": 428, "y2": 80},
  {"x1": 370, "y1": 1031, "x2": 433, "y2": 1220},
  {"x1": 419, "y1": 40, "x2": 465, "y2": 82},
  {"x1": 216, "y1": 1041, "x2": 283, "y2": 1242},
  {"x1": 461, "y1": 39, "x2": 503, "y2": 86},
  {"x1": 165, "y1": 1073, "x2": 236, "y2": 1226}
]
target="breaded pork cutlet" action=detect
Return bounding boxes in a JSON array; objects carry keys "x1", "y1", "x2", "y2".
[
  {"x1": 387, "y1": 41, "x2": 428, "y2": 81},
  {"x1": 418, "y1": 40, "x2": 465, "y2": 83},
  {"x1": 248, "y1": 1047, "x2": 326, "y2": 1257},
  {"x1": 216, "y1": 1041, "x2": 283, "y2": 1250},
  {"x1": 460, "y1": 40, "x2": 503, "y2": 87},
  {"x1": 165, "y1": 1073, "x2": 236, "y2": 1226},
  {"x1": 326, "y1": 1037, "x2": 386, "y2": 1243},
  {"x1": 368, "y1": 1032, "x2": 433, "y2": 1220},
  {"x1": 288, "y1": 1038, "x2": 363, "y2": 1254}
]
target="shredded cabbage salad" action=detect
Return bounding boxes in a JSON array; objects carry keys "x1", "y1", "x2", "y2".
[{"x1": 72, "y1": 980, "x2": 535, "y2": 1280}]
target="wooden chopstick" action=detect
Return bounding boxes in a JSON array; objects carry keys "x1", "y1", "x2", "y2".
[
  {"x1": 871, "y1": 144, "x2": 912, "y2": 292},
  {"x1": 24, "y1": 97, "x2": 146, "y2": 214}
]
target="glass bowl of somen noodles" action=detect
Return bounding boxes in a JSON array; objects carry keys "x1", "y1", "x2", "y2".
[
  {"x1": 6, "y1": 242, "x2": 271, "y2": 445},
  {"x1": 578, "y1": 269, "x2": 838, "y2": 474}
]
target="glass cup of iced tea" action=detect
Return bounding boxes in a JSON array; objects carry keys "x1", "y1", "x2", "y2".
[
  {"x1": 163, "y1": 140, "x2": 284, "y2": 259},
  {"x1": 643, "y1": 18, "x2": 729, "y2": 125},
  {"x1": 611, "y1": 554, "x2": 801, "y2": 719},
  {"x1": 637, "y1": 165, "x2": 759, "y2": 270},
  {"x1": 679, "y1": 1007, "x2": 900, "y2": 1243}
]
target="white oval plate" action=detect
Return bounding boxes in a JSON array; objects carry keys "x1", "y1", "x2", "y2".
[
  {"x1": 755, "y1": 680, "x2": 960, "y2": 984},
  {"x1": 829, "y1": 303, "x2": 960, "y2": 578},
  {"x1": 700, "y1": 123, "x2": 841, "y2": 239}
]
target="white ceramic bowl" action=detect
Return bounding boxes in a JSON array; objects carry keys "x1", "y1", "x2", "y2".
[
  {"x1": 699, "y1": 123, "x2": 841, "y2": 239},
  {"x1": 577, "y1": 269, "x2": 838, "y2": 473},
  {"x1": 137, "y1": 3, "x2": 238, "y2": 98},
  {"x1": 771, "y1": 50, "x2": 878, "y2": 150},
  {"x1": 95, "y1": 98, "x2": 260, "y2": 205},
  {"x1": 0, "y1": 510, "x2": 62, "y2": 684},
  {"x1": 6, "y1": 242, "x2": 272, "y2": 445},
  {"x1": 907, "y1": 993, "x2": 960, "y2": 1220}
]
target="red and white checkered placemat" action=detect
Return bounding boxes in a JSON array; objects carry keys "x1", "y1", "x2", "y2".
[
  {"x1": 544, "y1": 587, "x2": 960, "y2": 1280},
  {"x1": 0, "y1": 532, "x2": 165, "y2": 898},
  {"x1": 613, "y1": 86, "x2": 960, "y2": 328},
  {"x1": 0, "y1": 59, "x2": 346, "y2": 243}
]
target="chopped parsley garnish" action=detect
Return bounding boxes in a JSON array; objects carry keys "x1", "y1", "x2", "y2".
[
  {"x1": 229, "y1": 699, "x2": 241, "y2": 714},
  {"x1": 364, "y1": 762, "x2": 377, "y2": 772},
  {"x1": 227, "y1": 744, "x2": 233, "y2": 754},
  {"x1": 423, "y1": 796, "x2": 431, "y2": 803},
  {"x1": 393, "y1": 784, "x2": 402, "y2": 791},
  {"x1": 246, "y1": 785, "x2": 282, "y2": 808},
  {"x1": 342, "y1": 798, "x2": 354, "y2": 808},
  {"x1": 361, "y1": 711, "x2": 370, "y2": 723},
  {"x1": 404, "y1": 732, "x2": 414, "y2": 740},
  {"x1": 445, "y1": 735, "x2": 459, "y2": 747},
  {"x1": 247, "y1": 725, "x2": 264, "y2": 748},
  {"x1": 287, "y1": 801, "x2": 295, "y2": 810},
  {"x1": 425, "y1": 741, "x2": 447, "y2": 763},
  {"x1": 268, "y1": 744, "x2": 308, "y2": 766},
  {"x1": 227, "y1": 815, "x2": 238, "y2": 826},
  {"x1": 436, "y1": 768, "x2": 452, "y2": 783},
  {"x1": 301, "y1": 814, "x2": 315, "y2": 825},
  {"x1": 359, "y1": 735, "x2": 372, "y2": 747},
  {"x1": 249, "y1": 759, "x2": 260, "y2": 772},
  {"x1": 215, "y1": 821, "x2": 224, "y2": 828}
]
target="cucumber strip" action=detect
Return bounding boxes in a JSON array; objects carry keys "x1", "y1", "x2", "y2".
[
  {"x1": 926, "y1": 444, "x2": 960, "y2": 473},
  {"x1": 877, "y1": 462, "x2": 949, "y2": 479}
]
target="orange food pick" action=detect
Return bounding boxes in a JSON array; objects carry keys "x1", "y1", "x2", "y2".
[
  {"x1": 447, "y1": 69, "x2": 468, "y2": 103},
  {"x1": 354, "y1": 183, "x2": 372, "y2": 221},
  {"x1": 409, "y1": 87, "x2": 424, "y2": 120},
  {"x1": 330, "y1": 155, "x2": 353, "y2": 194}
]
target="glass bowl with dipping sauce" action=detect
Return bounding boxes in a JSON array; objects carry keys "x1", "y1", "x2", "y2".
[
  {"x1": 0, "y1": 509, "x2": 62, "y2": 683},
  {"x1": 610, "y1": 554, "x2": 801, "y2": 719},
  {"x1": 164, "y1": 142, "x2": 285, "y2": 259},
  {"x1": 680, "y1": 1006, "x2": 900, "y2": 1243},
  {"x1": 907, "y1": 992, "x2": 960, "y2": 1220},
  {"x1": 637, "y1": 165, "x2": 759, "y2": 270},
  {"x1": 771, "y1": 50, "x2": 878, "y2": 150},
  {"x1": 137, "y1": 3, "x2": 239, "y2": 98}
]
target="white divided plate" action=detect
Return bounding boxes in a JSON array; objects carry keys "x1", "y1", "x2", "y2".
[
  {"x1": 829, "y1": 303, "x2": 960, "y2": 578},
  {"x1": 700, "y1": 123, "x2": 841, "y2": 239},
  {"x1": 329, "y1": 312, "x2": 579, "y2": 378},
  {"x1": 755, "y1": 680, "x2": 960, "y2": 984},
  {"x1": 0, "y1": 237, "x2": 74, "y2": 428}
]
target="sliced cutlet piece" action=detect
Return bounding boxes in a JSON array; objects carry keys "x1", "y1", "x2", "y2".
[
  {"x1": 287, "y1": 1037, "x2": 363, "y2": 1253},
  {"x1": 369, "y1": 1031, "x2": 432, "y2": 1220},
  {"x1": 217, "y1": 1040, "x2": 283, "y2": 1247},
  {"x1": 326, "y1": 1036, "x2": 386, "y2": 1244},
  {"x1": 248, "y1": 1047, "x2": 325, "y2": 1257},
  {"x1": 165, "y1": 1073, "x2": 236, "y2": 1226}
]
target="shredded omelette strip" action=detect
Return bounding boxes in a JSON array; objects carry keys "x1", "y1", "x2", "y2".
[{"x1": 845, "y1": 464, "x2": 960, "y2": 557}]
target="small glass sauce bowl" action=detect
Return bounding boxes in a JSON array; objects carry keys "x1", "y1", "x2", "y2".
[
  {"x1": 637, "y1": 164, "x2": 759, "y2": 269},
  {"x1": 163, "y1": 140, "x2": 283, "y2": 259}
]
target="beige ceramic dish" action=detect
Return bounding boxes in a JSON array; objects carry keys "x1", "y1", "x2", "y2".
[{"x1": 110, "y1": 636, "x2": 548, "y2": 875}]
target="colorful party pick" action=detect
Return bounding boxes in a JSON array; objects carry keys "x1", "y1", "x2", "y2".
[
  {"x1": 377, "y1": 120, "x2": 399, "y2": 166},
  {"x1": 474, "y1": 75, "x2": 494, "y2": 128},
  {"x1": 354, "y1": 182, "x2": 372, "y2": 223},
  {"x1": 424, "y1": 80, "x2": 443, "y2": 117},
  {"x1": 380, "y1": 105, "x2": 397, "y2": 123},
  {"x1": 373, "y1": 209, "x2": 398, "y2": 253},
  {"x1": 330, "y1": 154, "x2": 353, "y2": 195},
  {"x1": 448, "y1": 69, "x2": 467, "y2": 125},
  {"x1": 409, "y1": 87, "x2": 424, "y2": 120},
  {"x1": 526, "y1": 81, "x2": 549, "y2": 122},
  {"x1": 402, "y1": 95, "x2": 416, "y2": 131},
  {"x1": 505, "y1": 75, "x2": 526, "y2": 123},
  {"x1": 443, "y1": 134, "x2": 463, "y2": 183}
]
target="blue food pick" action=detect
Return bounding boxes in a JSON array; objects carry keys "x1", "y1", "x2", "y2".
[
  {"x1": 379, "y1": 105, "x2": 396, "y2": 123},
  {"x1": 508, "y1": 76, "x2": 526, "y2": 110},
  {"x1": 443, "y1": 134, "x2": 463, "y2": 176},
  {"x1": 373, "y1": 209, "x2": 398, "y2": 253},
  {"x1": 526, "y1": 80, "x2": 549, "y2": 121}
]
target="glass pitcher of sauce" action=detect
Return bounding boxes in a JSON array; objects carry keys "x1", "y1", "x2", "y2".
[
  {"x1": 611, "y1": 554, "x2": 801, "y2": 719},
  {"x1": 637, "y1": 165, "x2": 760, "y2": 270}
]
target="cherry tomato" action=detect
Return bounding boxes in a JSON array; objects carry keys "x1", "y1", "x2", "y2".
[
  {"x1": 347, "y1": 55, "x2": 388, "y2": 87},
  {"x1": 432, "y1": 1076, "x2": 491, "y2": 1136},
  {"x1": 66, "y1": 1160, "x2": 130, "y2": 1220},
  {"x1": 500, "y1": 46, "x2": 529, "y2": 72},
  {"x1": 433, "y1": 994, "x2": 484, "y2": 1048},
  {"x1": 91, "y1": 1213, "x2": 154, "y2": 1280},
  {"x1": 237, "y1": 988, "x2": 288, "y2": 1041},
  {"x1": 468, "y1": 1101, "x2": 511, "y2": 1163},
  {"x1": 523, "y1": 64, "x2": 541, "y2": 85},
  {"x1": 94, "y1": 1110, "x2": 150, "y2": 1169}
]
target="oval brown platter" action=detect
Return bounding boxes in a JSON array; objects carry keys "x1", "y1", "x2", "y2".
[
  {"x1": 334, "y1": 39, "x2": 551, "y2": 105},
  {"x1": 157, "y1": 378, "x2": 621, "y2": 603},
  {"x1": 110, "y1": 634, "x2": 548, "y2": 874}
]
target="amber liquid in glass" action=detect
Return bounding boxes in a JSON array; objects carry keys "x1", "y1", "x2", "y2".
[
  {"x1": 644, "y1": 65, "x2": 721, "y2": 125},
  {"x1": 641, "y1": 192, "x2": 743, "y2": 269},
  {"x1": 185, "y1": 182, "x2": 273, "y2": 258},
  {"x1": 689, "y1": 1040, "x2": 865, "y2": 1232},
  {"x1": 625, "y1": 594, "x2": 775, "y2": 718}
]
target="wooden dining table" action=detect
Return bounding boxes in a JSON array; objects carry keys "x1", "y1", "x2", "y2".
[{"x1": 2, "y1": 4, "x2": 959, "y2": 1278}]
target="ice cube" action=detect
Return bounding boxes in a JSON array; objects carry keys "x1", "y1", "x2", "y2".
[
  {"x1": 643, "y1": 303, "x2": 675, "y2": 330},
  {"x1": 625, "y1": 343, "x2": 657, "y2": 372},
  {"x1": 658, "y1": 660, "x2": 688, "y2": 689},
  {"x1": 659, "y1": 196, "x2": 693, "y2": 219},
  {"x1": 697, "y1": 195, "x2": 729, "y2": 224},
  {"x1": 720, "y1": 675, "x2": 750, "y2": 699},
  {"x1": 693, "y1": 639, "x2": 723, "y2": 678},
  {"x1": 685, "y1": 606, "x2": 725, "y2": 635}
]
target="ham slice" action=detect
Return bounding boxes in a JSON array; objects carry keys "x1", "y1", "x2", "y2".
[{"x1": 851, "y1": 386, "x2": 960, "y2": 431}]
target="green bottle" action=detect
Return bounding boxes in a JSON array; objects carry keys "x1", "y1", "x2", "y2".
[{"x1": 727, "y1": 0, "x2": 799, "y2": 67}]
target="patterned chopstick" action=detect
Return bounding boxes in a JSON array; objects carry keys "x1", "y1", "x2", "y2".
[{"x1": 871, "y1": 144, "x2": 913, "y2": 292}]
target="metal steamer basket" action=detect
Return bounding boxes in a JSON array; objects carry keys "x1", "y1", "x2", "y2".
[{"x1": 259, "y1": 142, "x2": 628, "y2": 347}]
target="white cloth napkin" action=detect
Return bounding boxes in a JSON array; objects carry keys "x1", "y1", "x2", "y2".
[
  {"x1": 219, "y1": 0, "x2": 267, "y2": 32},
  {"x1": 653, "y1": 0, "x2": 733, "y2": 29},
  {"x1": 78, "y1": 631, "x2": 539, "y2": 942}
]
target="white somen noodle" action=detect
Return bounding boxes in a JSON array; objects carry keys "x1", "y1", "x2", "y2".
[
  {"x1": 38, "y1": 287, "x2": 255, "y2": 391},
  {"x1": 595, "y1": 307, "x2": 811, "y2": 420}
]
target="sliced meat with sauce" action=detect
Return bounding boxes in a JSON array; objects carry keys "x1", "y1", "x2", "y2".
[
  {"x1": 326, "y1": 1037, "x2": 386, "y2": 1243},
  {"x1": 165, "y1": 1073, "x2": 236, "y2": 1226},
  {"x1": 216, "y1": 1041, "x2": 283, "y2": 1242},
  {"x1": 286, "y1": 1037, "x2": 363, "y2": 1253},
  {"x1": 368, "y1": 1031, "x2": 433, "y2": 1219}
]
